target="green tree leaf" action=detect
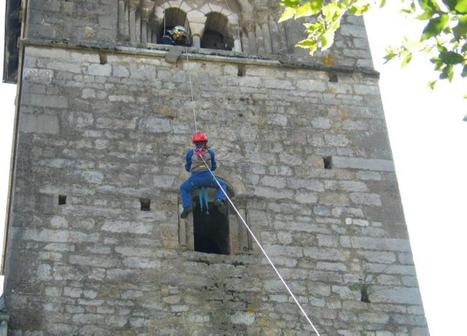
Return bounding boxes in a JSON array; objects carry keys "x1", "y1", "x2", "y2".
[
  {"x1": 440, "y1": 64, "x2": 454, "y2": 79},
  {"x1": 280, "y1": 0, "x2": 302, "y2": 8},
  {"x1": 401, "y1": 52, "x2": 413, "y2": 66},
  {"x1": 453, "y1": 15, "x2": 467, "y2": 38},
  {"x1": 417, "y1": 11, "x2": 435, "y2": 20},
  {"x1": 418, "y1": 0, "x2": 441, "y2": 14},
  {"x1": 297, "y1": 38, "x2": 318, "y2": 49},
  {"x1": 442, "y1": 0, "x2": 457, "y2": 11},
  {"x1": 454, "y1": 0, "x2": 467, "y2": 14},
  {"x1": 320, "y1": 31, "x2": 336, "y2": 49},
  {"x1": 462, "y1": 64, "x2": 467, "y2": 76},
  {"x1": 279, "y1": 7, "x2": 297, "y2": 22},
  {"x1": 295, "y1": 0, "x2": 324, "y2": 18},
  {"x1": 323, "y1": 1, "x2": 345, "y2": 20},
  {"x1": 428, "y1": 80, "x2": 437, "y2": 89},
  {"x1": 349, "y1": 3, "x2": 371, "y2": 15},
  {"x1": 421, "y1": 15, "x2": 449, "y2": 40},
  {"x1": 439, "y1": 51, "x2": 465, "y2": 64}
]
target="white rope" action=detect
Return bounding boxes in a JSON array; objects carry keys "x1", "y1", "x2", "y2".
[
  {"x1": 185, "y1": 48, "x2": 198, "y2": 133},
  {"x1": 199, "y1": 156, "x2": 321, "y2": 336},
  {"x1": 183, "y1": 43, "x2": 320, "y2": 336}
]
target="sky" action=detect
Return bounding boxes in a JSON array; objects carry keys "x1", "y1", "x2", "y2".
[{"x1": 0, "y1": 1, "x2": 466, "y2": 335}]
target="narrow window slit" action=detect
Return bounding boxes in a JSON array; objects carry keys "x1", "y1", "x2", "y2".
[
  {"x1": 99, "y1": 53, "x2": 108, "y2": 65},
  {"x1": 58, "y1": 195, "x2": 67, "y2": 205},
  {"x1": 237, "y1": 65, "x2": 246, "y2": 77},
  {"x1": 140, "y1": 198, "x2": 151, "y2": 211},
  {"x1": 360, "y1": 284, "x2": 370, "y2": 303},
  {"x1": 328, "y1": 72, "x2": 338, "y2": 82},
  {"x1": 323, "y1": 156, "x2": 333, "y2": 169}
]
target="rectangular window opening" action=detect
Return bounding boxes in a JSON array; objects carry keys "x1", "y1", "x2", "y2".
[
  {"x1": 328, "y1": 72, "x2": 338, "y2": 83},
  {"x1": 99, "y1": 53, "x2": 108, "y2": 65},
  {"x1": 237, "y1": 65, "x2": 246, "y2": 77},
  {"x1": 58, "y1": 195, "x2": 67, "y2": 205},
  {"x1": 193, "y1": 201, "x2": 230, "y2": 255},
  {"x1": 140, "y1": 198, "x2": 151, "y2": 211},
  {"x1": 323, "y1": 156, "x2": 333, "y2": 169}
]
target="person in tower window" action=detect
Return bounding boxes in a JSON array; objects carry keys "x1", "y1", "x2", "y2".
[
  {"x1": 160, "y1": 25, "x2": 189, "y2": 46},
  {"x1": 179, "y1": 132, "x2": 227, "y2": 218}
]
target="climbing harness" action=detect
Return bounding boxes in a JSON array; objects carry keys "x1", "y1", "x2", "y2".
[
  {"x1": 194, "y1": 147, "x2": 208, "y2": 158},
  {"x1": 183, "y1": 42, "x2": 321, "y2": 336},
  {"x1": 199, "y1": 156, "x2": 321, "y2": 336}
]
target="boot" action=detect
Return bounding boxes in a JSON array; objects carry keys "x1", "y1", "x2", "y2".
[
  {"x1": 180, "y1": 207, "x2": 192, "y2": 219},
  {"x1": 215, "y1": 200, "x2": 227, "y2": 216}
]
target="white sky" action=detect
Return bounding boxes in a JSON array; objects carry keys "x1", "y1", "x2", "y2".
[{"x1": 0, "y1": 1, "x2": 466, "y2": 334}]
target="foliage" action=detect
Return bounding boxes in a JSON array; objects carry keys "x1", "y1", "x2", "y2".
[{"x1": 279, "y1": 0, "x2": 467, "y2": 86}]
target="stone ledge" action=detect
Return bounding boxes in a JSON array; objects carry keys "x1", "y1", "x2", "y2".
[{"x1": 20, "y1": 38, "x2": 380, "y2": 78}]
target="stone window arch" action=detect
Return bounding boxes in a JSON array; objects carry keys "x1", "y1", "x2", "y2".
[
  {"x1": 158, "y1": 7, "x2": 192, "y2": 46},
  {"x1": 118, "y1": 0, "x2": 242, "y2": 51},
  {"x1": 201, "y1": 12, "x2": 234, "y2": 51}
]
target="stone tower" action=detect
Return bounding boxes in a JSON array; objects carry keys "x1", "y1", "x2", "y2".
[{"x1": 2, "y1": 0, "x2": 429, "y2": 335}]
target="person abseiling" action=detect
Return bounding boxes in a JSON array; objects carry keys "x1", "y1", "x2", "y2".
[
  {"x1": 160, "y1": 25, "x2": 189, "y2": 46},
  {"x1": 180, "y1": 132, "x2": 227, "y2": 218}
]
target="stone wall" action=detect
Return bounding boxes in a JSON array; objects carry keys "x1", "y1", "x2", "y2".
[
  {"x1": 23, "y1": 0, "x2": 373, "y2": 69},
  {"x1": 3, "y1": 44, "x2": 429, "y2": 335}
]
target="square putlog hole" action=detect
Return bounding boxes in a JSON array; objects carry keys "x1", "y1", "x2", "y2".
[
  {"x1": 58, "y1": 195, "x2": 67, "y2": 205},
  {"x1": 328, "y1": 72, "x2": 338, "y2": 83},
  {"x1": 140, "y1": 198, "x2": 151, "y2": 211},
  {"x1": 323, "y1": 156, "x2": 333, "y2": 169},
  {"x1": 237, "y1": 64, "x2": 246, "y2": 77}
]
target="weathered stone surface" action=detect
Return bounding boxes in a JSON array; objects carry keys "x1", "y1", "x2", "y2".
[
  {"x1": 333, "y1": 156, "x2": 395, "y2": 172},
  {"x1": 3, "y1": 26, "x2": 427, "y2": 336},
  {"x1": 20, "y1": 114, "x2": 60, "y2": 134}
]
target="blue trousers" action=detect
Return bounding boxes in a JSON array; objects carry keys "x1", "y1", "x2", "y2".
[{"x1": 180, "y1": 171, "x2": 227, "y2": 209}]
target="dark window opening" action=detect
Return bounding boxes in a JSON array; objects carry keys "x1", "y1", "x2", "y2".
[
  {"x1": 159, "y1": 8, "x2": 192, "y2": 46},
  {"x1": 201, "y1": 12, "x2": 233, "y2": 51},
  {"x1": 58, "y1": 195, "x2": 67, "y2": 205},
  {"x1": 193, "y1": 201, "x2": 230, "y2": 255},
  {"x1": 360, "y1": 284, "x2": 370, "y2": 303},
  {"x1": 323, "y1": 156, "x2": 333, "y2": 169},
  {"x1": 99, "y1": 53, "x2": 108, "y2": 65},
  {"x1": 237, "y1": 64, "x2": 246, "y2": 77},
  {"x1": 140, "y1": 198, "x2": 151, "y2": 211},
  {"x1": 3, "y1": 0, "x2": 22, "y2": 83},
  {"x1": 328, "y1": 72, "x2": 338, "y2": 83}
]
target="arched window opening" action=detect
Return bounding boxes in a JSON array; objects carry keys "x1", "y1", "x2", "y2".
[
  {"x1": 201, "y1": 13, "x2": 234, "y2": 51},
  {"x1": 159, "y1": 8, "x2": 192, "y2": 46}
]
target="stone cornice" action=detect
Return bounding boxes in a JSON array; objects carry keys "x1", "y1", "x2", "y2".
[{"x1": 20, "y1": 38, "x2": 380, "y2": 78}]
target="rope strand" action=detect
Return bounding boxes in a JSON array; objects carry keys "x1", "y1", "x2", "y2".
[
  {"x1": 199, "y1": 156, "x2": 321, "y2": 336},
  {"x1": 184, "y1": 46, "x2": 320, "y2": 336},
  {"x1": 185, "y1": 48, "x2": 198, "y2": 132}
]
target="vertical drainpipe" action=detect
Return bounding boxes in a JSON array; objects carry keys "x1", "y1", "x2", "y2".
[{"x1": 1, "y1": 0, "x2": 29, "y2": 275}]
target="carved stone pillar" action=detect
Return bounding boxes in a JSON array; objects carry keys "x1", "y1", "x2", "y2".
[{"x1": 187, "y1": 10, "x2": 207, "y2": 41}]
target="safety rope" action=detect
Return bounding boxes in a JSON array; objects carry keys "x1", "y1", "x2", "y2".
[
  {"x1": 183, "y1": 35, "x2": 320, "y2": 336},
  {"x1": 185, "y1": 48, "x2": 198, "y2": 133},
  {"x1": 199, "y1": 156, "x2": 321, "y2": 335}
]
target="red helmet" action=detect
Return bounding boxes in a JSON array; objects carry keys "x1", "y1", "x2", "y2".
[{"x1": 192, "y1": 131, "x2": 208, "y2": 143}]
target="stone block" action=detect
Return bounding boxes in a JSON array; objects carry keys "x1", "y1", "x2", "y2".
[
  {"x1": 350, "y1": 193, "x2": 382, "y2": 206},
  {"x1": 20, "y1": 114, "x2": 60, "y2": 134},
  {"x1": 101, "y1": 221, "x2": 153, "y2": 234},
  {"x1": 139, "y1": 117, "x2": 172, "y2": 133},
  {"x1": 23, "y1": 68, "x2": 53, "y2": 83},
  {"x1": 333, "y1": 156, "x2": 395, "y2": 172},
  {"x1": 231, "y1": 312, "x2": 255, "y2": 325}
]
